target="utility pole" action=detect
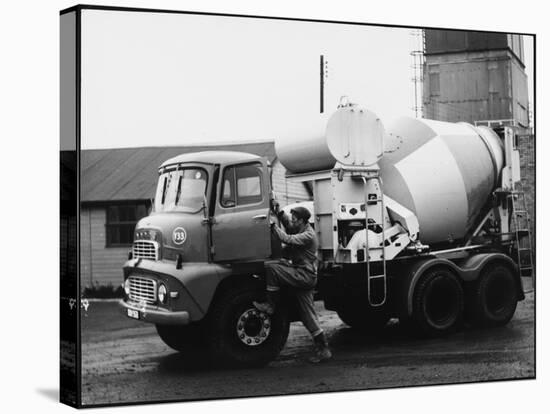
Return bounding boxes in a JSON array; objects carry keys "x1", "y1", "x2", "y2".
[
  {"x1": 320, "y1": 55, "x2": 328, "y2": 113},
  {"x1": 320, "y1": 55, "x2": 325, "y2": 113}
]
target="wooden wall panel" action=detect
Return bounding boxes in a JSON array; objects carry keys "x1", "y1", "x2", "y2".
[{"x1": 80, "y1": 207, "x2": 128, "y2": 289}]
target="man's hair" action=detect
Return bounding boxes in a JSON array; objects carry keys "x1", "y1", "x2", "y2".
[{"x1": 290, "y1": 206, "x2": 311, "y2": 223}]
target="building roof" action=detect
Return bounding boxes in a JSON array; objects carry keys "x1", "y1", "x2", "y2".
[{"x1": 81, "y1": 142, "x2": 276, "y2": 202}]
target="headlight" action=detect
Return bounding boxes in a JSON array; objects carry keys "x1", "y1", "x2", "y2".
[
  {"x1": 158, "y1": 284, "x2": 167, "y2": 304},
  {"x1": 124, "y1": 278, "x2": 130, "y2": 296}
]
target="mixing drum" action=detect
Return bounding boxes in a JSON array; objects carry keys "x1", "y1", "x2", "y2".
[{"x1": 276, "y1": 105, "x2": 504, "y2": 244}]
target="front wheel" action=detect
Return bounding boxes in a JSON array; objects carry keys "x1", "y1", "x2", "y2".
[
  {"x1": 411, "y1": 267, "x2": 464, "y2": 337},
  {"x1": 156, "y1": 323, "x2": 205, "y2": 352},
  {"x1": 207, "y1": 287, "x2": 290, "y2": 367},
  {"x1": 155, "y1": 322, "x2": 209, "y2": 366}
]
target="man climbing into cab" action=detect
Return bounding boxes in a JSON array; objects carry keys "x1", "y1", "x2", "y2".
[{"x1": 254, "y1": 204, "x2": 332, "y2": 363}]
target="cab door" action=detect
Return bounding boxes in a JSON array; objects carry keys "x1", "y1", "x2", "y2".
[{"x1": 211, "y1": 160, "x2": 271, "y2": 262}]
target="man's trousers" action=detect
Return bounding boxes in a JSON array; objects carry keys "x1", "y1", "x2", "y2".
[{"x1": 265, "y1": 260, "x2": 322, "y2": 337}]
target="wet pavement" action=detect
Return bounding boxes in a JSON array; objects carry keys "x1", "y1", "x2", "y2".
[{"x1": 80, "y1": 278, "x2": 534, "y2": 406}]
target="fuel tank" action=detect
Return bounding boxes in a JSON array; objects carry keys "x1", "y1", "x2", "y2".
[{"x1": 277, "y1": 106, "x2": 504, "y2": 244}]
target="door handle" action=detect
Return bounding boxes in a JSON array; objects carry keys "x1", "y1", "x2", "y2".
[{"x1": 252, "y1": 214, "x2": 267, "y2": 220}]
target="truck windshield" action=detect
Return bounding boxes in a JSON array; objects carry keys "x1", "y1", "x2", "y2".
[{"x1": 154, "y1": 167, "x2": 208, "y2": 213}]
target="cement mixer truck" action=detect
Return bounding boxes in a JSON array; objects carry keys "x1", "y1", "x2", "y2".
[{"x1": 119, "y1": 101, "x2": 532, "y2": 367}]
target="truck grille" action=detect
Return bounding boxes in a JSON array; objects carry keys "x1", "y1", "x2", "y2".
[
  {"x1": 132, "y1": 240, "x2": 159, "y2": 260},
  {"x1": 128, "y1": 276, "x2": 157, "y2": 305}
]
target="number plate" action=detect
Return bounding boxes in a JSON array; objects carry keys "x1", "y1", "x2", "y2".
[{"x1": 127, "y1": 308, "x2": 140, "y2": 320}]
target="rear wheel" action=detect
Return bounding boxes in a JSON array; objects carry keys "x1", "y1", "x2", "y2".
[
  {"x1": 411, "y1": 267, "x2": 464, "y2": 337},
  {"x1": 467, "y1": 265, "x2": 518, "y2": 327},
  {"x1": 207, "y1": 287, "x2": 290, "y2": 367}
]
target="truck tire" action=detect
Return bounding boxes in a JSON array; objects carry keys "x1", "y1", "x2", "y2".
[
  {"x1": 336, "y1": 303, "x2": 390, "y2": 331},
  {"x1": 468, "y1": 265, "x2": 518, "y2": 327},
  {"x1": 412, "y1": 267, "x2": 464, "y2": 337},
  {"x1": 207, "y1": 287, "x2": 290, "y2": 367},
  {"x1": 156, "y1": 323, "x2": 204, "y2": 352},
  {"x1": 155, "y1": 323, "x2": 210, "y2": 366}
]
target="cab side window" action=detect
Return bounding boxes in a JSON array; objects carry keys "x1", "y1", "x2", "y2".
[
  {"x1": 220, "y1": 163, "x2": 263, "y2": 207},
  {"x1": 221, "y1": 167, "x2": 236, "y2": 207}
]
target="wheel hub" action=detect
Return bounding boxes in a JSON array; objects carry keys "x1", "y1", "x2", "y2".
[{"x1": 236, "y1": 308, "x2": 271, "y2": 346}]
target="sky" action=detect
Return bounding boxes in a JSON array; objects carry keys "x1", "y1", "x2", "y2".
[
  {"x1": 81, "y1": 10, "x2": 414, "y2": 149},
  {"x1": 80, "y1": 9, "x2": 535, "y2": 149}
]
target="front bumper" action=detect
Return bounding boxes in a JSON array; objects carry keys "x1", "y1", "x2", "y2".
[{"x1": 118, "y1": 299, "x2": 190, "y2": 325}]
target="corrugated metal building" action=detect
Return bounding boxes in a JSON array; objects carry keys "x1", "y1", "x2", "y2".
[
  {"x1": 423, "y1": 31, "x2": 529, "y2": 128},
  {"x1": 80, "y1": 142, "x2": 312, "y2": 289}
]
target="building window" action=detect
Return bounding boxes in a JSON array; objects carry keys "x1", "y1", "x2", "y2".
[{"x1": 106, "y1": 203, "x2": 148, "y2": 247}]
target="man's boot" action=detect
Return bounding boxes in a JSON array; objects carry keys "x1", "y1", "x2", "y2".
[
  {"x1": 308, "y1": 331, "x2": 332, "y2": 363},
  {"x1": 253, "y1": 290, "x2": 279, "y2": 315}
]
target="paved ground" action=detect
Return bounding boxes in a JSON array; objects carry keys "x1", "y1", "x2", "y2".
[{"x1": 80, "y1": 278, "x2": 534, "y2": 406}]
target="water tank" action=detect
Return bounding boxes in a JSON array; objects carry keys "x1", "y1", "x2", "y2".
[
  {"x1": 277, "y1": 106, "x2": 504, "y2": 244},
  {"x1": 275, "y1": 105, "x2": 385, "y2": 173}
]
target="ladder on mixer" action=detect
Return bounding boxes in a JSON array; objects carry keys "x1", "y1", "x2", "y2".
[
  {"x1": 360, "y1": 174, "x2": 387, "y2": 307},
  {"x1": 509, "y1": 188, "x2": 534, "y2": 283}
]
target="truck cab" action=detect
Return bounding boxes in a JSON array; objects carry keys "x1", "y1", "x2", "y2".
[
  {"x1": 119, "y1": 151, "x2": 290, "y2": 367},
  {"x1": 150, "y1": 150, "x2": 271, "y2": 264},
  {"x1": 121, "y1": 150, "x2": 272, "y2": 312}
]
